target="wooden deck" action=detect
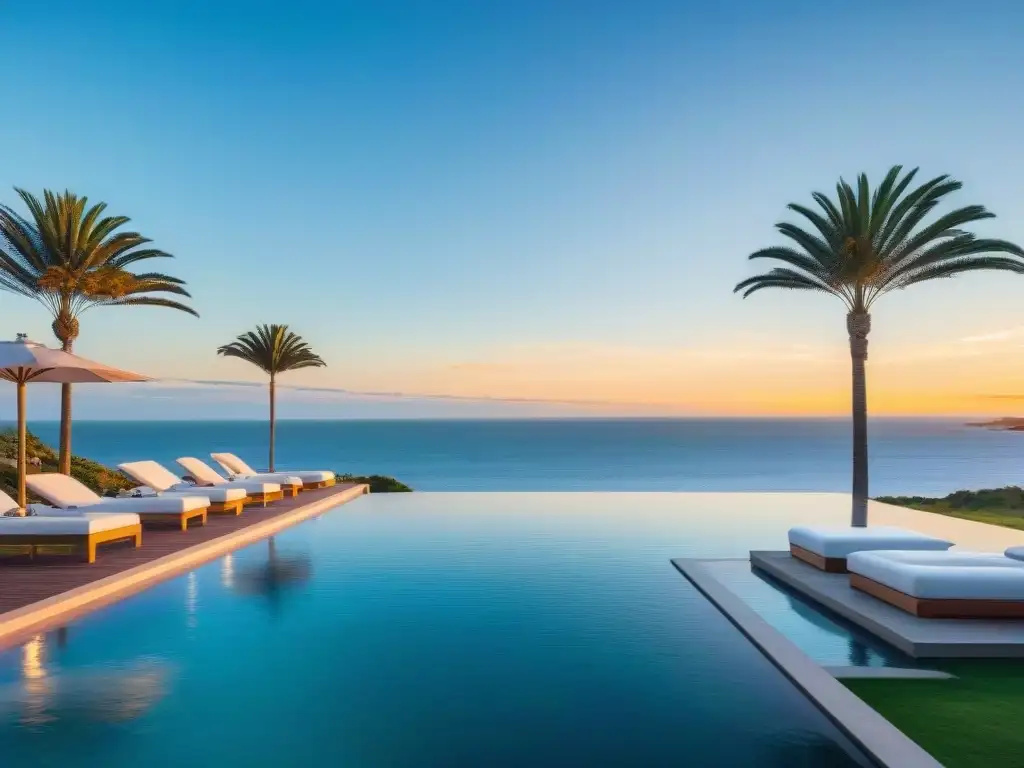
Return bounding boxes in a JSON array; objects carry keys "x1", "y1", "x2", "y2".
[{"x1": 0, "y1": 483, "x2": 365, "y2": 617}]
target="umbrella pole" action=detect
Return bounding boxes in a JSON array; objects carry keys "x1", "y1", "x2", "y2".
[{"x1": 17, "y1": 380, "x2": 26, "y2": 510}]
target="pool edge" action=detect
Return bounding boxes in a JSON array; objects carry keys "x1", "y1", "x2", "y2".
[
  {"x1": 0, "y1": 484, "x2": 369, "y2": 651},
  {"x1": 672, "y1": 557, "x2": 943, "y2": 768}
]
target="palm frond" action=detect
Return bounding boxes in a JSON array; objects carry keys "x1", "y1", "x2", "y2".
[
  {"x1": 734, "y1": 268, "x2": 837, "y2": 299},
  {"x1": 892, "y1": 256, "x2": 1024, "y2": 289},
  {"x1": 0, "y1": 188, "x2": 196, "y2": 340},
  {"x1": 217, "y1": 324, "x2": 326, "y2": 377},
  {"x1": 99, "y1": 296, "x2": 200, "y2": 316},
  {"x1": 736, "y1": 166, "x2": 1024, "y2": 309}
]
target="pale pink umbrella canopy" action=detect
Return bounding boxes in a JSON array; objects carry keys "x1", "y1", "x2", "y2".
[
  {"x1": 0, "y1": 335, "x2": 151, "y2": 508},
  {"x1": 0, "y1": 337, "x2": 151, "y2": 384}
]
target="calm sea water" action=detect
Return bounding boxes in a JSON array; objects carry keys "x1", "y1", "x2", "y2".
[
  {"x1": 0, "y1": 493, "x2": 873, "y2": 767},
  {"x1": 23, "y1": 417, "x2": 1024, "y2": 496}
]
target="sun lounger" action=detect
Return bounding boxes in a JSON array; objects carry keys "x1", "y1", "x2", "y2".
[
  {"x1": 788, "y1": 525, "x2": 953, "y2": 572},
  {"x1": 118, "y1": 461, "x2": 249, "y2": 515},
  {"x1": 211, "y1": 452, "x2": 335, "y2": 490},
  {"x1": 27, "y1": 473, "x2": 209, "y2": 531},
  {"x1": 848, "y1": 549, "x2": 1024, "y2": 618},
  {"x1": 176, "y1": 457, "x2": 285, "y2": 506},
  {"x1": 0, "y1": 489, "x2": 142, "y2": 562}
]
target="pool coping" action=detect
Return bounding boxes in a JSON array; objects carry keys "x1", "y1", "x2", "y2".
[
  {"x1": 673, "y1": 557, "x2": 944, "y2": 768},
  {"x1": 0, "y1": 483, "x2": 368, "y2": 651}
]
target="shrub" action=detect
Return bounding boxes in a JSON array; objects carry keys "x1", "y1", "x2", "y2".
[{"x1": 336, "y1": 473, "x2": 412, "y2": 493}]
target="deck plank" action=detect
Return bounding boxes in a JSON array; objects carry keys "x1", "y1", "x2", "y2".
[{"x1": 0, "y1": 484, "x2": 363, "y2": 616}]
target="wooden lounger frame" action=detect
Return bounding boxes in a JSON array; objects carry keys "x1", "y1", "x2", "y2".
[
  {"x1": 304, "y1": 477, "x2": 335, "y2": 490},
  {"x1": 246, "y1": 489, "x2": 284, "y2": 507},
  {"x1": 851, "y1": 573, "x2": 1024, "y2": 619},
  {"x1": 0, "y1": 523, "x2": 142, "y2": 563},
  {"x1": 208, "y1": 499, "x2": 246, "y2": 516},
  {"x1": 138, "y1": 507, "x2": 208, "y2": 531},
  {"x1": 790, "y1": 543, "x2": 848, "y2": 573},
  {"x1": 281, "y1": 482, "x2": 302, "y2": 498}
]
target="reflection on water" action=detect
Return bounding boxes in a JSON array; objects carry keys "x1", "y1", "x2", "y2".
[
  {"x1": 699, "y1": 559, "x2": 915, "y2": 668},
  {"x1": 2, "y1": 633, "x2": 171, "y2": 727},
  {"x1": 221, "y1": 553, "x2": 236, "y2": 589},
  {"x1": 232, "y1": 537, "x2": 312, "y2": 616},
  {"x1": 21, "y1": 635, "x2": 53, "y2": 726},
  {"x1": 781, "y1": 592, "x2": 879, "y2": 667},
  {"x1": 185, "y1": 571, "x2": 198, "y2": 629}
]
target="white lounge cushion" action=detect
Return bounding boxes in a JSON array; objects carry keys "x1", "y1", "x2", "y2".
[
  {"x1": 27, "y1": 472, "x2": 208, "y2": 515},
  {"x1": 211, "y1": 453, "x2": 334, "y2": 483},
  {"x1": 239, "y1": 470, "x2": 330, "y2": 484},
  {"x1": 1006, "y1": 546, "x2": 1024, "y2": 563},
  {"x1": 27, "y1": 473, "x2": 102, "y2": 508},
  {"x1": 0, "y1": 511, "x2": 141, "y2": 535},
  {"x1": 162, "y1": 487, "x2": 246, "y2": 503},
  {"x1": 86, "y1": 496, "x2": 209, "y2": 515},
  {"x1": 118, "y1": 460, "x2": 191, "y2": 493},
  {"x1": 224, "y1": 480, "x2": 281, "y2": 495},
  {"x1": 0, "y1": 489, "x2": 20, "y2": 516},
  {"x1": 175, "y1": 457, "x2": 280, "y2": 495},
  {"x1": 788, "y1": 525, "x2": 953, "y2": 559},
  {"x1": 849, "y1": 550, "x2": 1024, "y2": 600},
  {"x1": 230, "y1": 472, "x2": 303, "y2": 486}
]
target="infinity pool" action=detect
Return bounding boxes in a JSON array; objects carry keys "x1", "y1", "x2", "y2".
[{"x1": 0, "y1": 493, "x2": 875, "y2": 766}]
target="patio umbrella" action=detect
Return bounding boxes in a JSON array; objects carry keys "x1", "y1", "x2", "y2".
[{"x1": 0, "y1": 335, "x2": 150, "y2": 509}]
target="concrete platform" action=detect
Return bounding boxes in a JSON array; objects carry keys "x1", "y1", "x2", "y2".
[{"x1": 752, "y1": 550, "x2": 1024, "y2": 658}]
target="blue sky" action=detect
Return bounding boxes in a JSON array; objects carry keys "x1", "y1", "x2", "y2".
[{"x1": 3, "y1": 1, "x2": 1024, "y2": 418}]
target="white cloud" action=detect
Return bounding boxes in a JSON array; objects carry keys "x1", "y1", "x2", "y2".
[{"x1": 959, "y1": 327, "x2": 1024, "y2": 344}]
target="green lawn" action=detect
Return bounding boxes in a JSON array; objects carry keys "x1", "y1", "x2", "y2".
[
  {"x1": 876, "y1": 487, "x2": 1024, "y2": 531},
  {"x1": 843, "y1": 661, "x2": 1024, "y2": 767}
]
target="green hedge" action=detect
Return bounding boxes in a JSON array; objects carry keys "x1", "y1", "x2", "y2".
[{"x1": 336, "y1": 473, "x2": 413, "y2": 493}]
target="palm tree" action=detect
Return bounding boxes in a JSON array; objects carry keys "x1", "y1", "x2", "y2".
[
  {"x1": 0, "y1": 189, "x2": 197, "y2": 473},
  {"x1": 216, "y1": 324, "x2": 325, "y2": 471},
  {"x1": 735, "y1": 166, "x2": 1024, "y2": 527}
]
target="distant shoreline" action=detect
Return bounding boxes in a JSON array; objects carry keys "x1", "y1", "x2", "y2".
[{"x1": 965, "y1": 417, "x2": 1024, "y2": 431}]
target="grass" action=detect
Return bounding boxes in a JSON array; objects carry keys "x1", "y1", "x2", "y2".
[
  {"x1": 876, "y1": 487, "x2": 1024, "y2": 531},
  {"x1": 843, "y1": 660, "x2": 1024, "y2": 767}
]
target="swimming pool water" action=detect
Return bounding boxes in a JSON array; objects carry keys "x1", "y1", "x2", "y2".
[
  {"x1": 0, "y1": 493, "x2": 875, "y2": 766},
  {"x1": 700, "y1": 559, "x2": 919, "y2": 668}
]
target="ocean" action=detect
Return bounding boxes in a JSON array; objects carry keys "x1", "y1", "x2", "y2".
[{"x1": 18, "y1": 418, "x2": 1024, "y2": 497}]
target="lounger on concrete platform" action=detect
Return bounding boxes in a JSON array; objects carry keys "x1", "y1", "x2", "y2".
[
  {"x1": 0, "y1": 489, "x2": 141, "y2": 562},
  {"x1": 27, "y1": 473, "x2": 209, "y2": 531},
  {"x1": 176, "y1": 458, "x2": 285, "y2": 506},
  {"x1": 848, "y1": 549, "x2": 1024, "y2": 618},
  {"x1": 119, "y1": 460, "x2": 249, "y2": 515},
  {"x1": 788, "y1": 525, "x2": 953, "y2": 572},
  {"x1": 211, "y1": 452, "x2": 335, "y2": 490}
]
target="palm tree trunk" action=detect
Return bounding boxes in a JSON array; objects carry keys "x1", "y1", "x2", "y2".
[
  {"x1": 847, "y1": 311, "x2": 871, "y2": 527},
  {"x1": 268, "y1": 375, "x2": 276, "y2": 472},
  {"x1": 59, "y1": 339, "x2": 73, "y2": 475}
]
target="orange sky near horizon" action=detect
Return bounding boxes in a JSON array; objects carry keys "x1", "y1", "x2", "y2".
[{"x1": 313, "y1": 330, "x2": 1024, "y2": 417}]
